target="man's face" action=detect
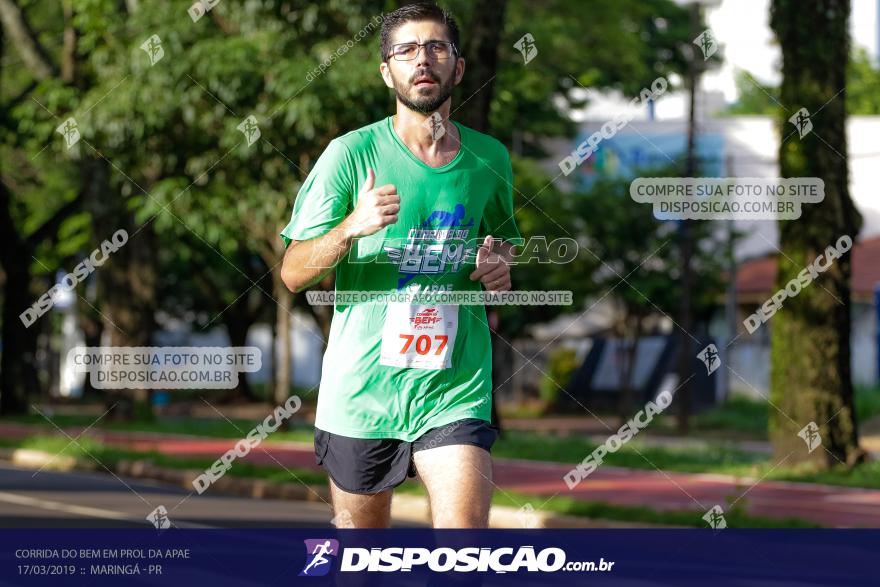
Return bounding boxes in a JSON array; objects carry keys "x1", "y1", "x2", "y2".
[{"x1": 380, "y1": 20, "x2": 465, "y2": 115}]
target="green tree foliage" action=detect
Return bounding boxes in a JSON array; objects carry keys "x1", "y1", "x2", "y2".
[
  {"x1": 725, "y1": 69, "x2": 781, "y2": 116},
  {"x1": 1, "y1": 0, "x2": 700, "y2": 411}
]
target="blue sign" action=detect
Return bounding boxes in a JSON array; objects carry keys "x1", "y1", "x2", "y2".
[
  {"x1": 571, "y1": 132, "x2": 726, "y2": 189},
  {"x1": 1, "y1": 528, "x2": 877, "y2": 586}
]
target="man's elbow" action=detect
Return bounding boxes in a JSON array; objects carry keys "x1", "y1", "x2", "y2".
[
  {"x1": 281, "y1": 244, "x2": 305, "y2": 293},
  {"x1": 281, "y1": 265, "x2": 303, "y2": 293}
]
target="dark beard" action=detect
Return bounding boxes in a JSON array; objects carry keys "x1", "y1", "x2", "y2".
[{"x1": 391, "y1": 69, "x2": 455, "y2": 115}]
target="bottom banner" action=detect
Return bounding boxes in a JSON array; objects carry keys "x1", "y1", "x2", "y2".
[{"x1": 2, "y1": 529, "x2": 876, "y2": 586}]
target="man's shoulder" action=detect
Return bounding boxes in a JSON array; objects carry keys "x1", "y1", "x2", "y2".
[
  {"x1": 455, "y1": 122, "x2": 510, "y2": 165},
  {"x1": 333, "y1": 117, "x2": 389, "y2": 151}
]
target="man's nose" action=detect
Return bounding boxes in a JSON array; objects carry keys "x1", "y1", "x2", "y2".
[{"x1": 414, "y1": 45, "x2": 432, "y2": 68}]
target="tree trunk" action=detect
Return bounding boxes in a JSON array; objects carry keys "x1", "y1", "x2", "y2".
[
  {"x1": 0, "y1": 175, "x2": 81, "y2": 414},
  {"x1": 616, "y1": 312, "x2": 645, "y2": 424},
  {"x1": 676, "y1": 2, "x2": 701, "y2": 435},
  {"x1": 222, "y1": 302, "x2": 257, "y2": 402},
  {"x1": 85, "y1": 158, "x2": 158, "y2": 420},
  {"x1": 0, "y1": 8, "x2": 37, "y2": 414},
  {"x1": 769, "y1": 0, "x2": 863, "y2": 468},
  {"x1": 0, "y1": 0, "x2": 57, "y2": 79},
  {"x1": 0, "y1": 254, "x2": 40, "y2": 414},
  {"x1": 455, "y1": 0, "x2": 507, "y2": 132}
]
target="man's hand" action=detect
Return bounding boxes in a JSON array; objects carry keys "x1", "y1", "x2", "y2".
[
  {"x1": 469, "y1": 235, "x2": 512, "y2": 292},
  {"x1": 282, "y1": 168, "x2": 399, "y2": 293},
  {"x1": 342, "y1": 168, "x2": 400, "y2": 238}
]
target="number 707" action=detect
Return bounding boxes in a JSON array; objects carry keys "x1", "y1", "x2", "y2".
[{"x1": 399, "y1": 334, "x2": 448, "y2": 355}]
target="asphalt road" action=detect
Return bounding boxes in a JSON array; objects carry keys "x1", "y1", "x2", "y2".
[{"x1": 0, "y1": 461, "x2": 347, "y2": 529}]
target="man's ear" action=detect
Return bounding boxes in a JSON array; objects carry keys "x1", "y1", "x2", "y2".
[
  {"x1": 379, "y1": 61, "x2": 394, "y2": 89},
  {"x1": 454, "y1": 57, "x2": 466, "y2": 86}
]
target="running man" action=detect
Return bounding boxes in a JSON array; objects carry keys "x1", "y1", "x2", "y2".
[
  {"x1": 302, "y1": 541, "x2": 335, "y2": 575},
  {"x1": 280, "y1": 2, "x2": 521, "y2": 528}
]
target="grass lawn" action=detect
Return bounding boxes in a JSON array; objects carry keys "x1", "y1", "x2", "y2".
[
  {"x1": 5, "y1": 413, "x2": 315, "y2": 444},
  {"x1": 691, "y1": 396, "x2": 769, "y2": 437},
  {"x1": 650, "y1": 396, "x2": 771, "y2": 440},
  {"x1": 1, "y1": 435, "x2": 818, "y2": 528},
  {"x1": 494, "y1": 431, "x2": 767, "y2": 472},
  {"x1": 653, "y1": 385, "x2": 880, "y2": 441}
]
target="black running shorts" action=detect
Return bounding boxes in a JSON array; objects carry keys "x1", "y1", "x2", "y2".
[{"x1": 314, "y1": 418, "x2": 499, "y2": 494}]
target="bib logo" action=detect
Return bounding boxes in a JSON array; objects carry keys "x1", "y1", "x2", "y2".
[
  {"x1": 299, "y1": 539, "x2": 339, "y2": 577},
  {"x1": 410, "y1": 308, "x2": 442, "y2": 329},
  {"x1": 384, "y1": 203, "x2": 476, "y2": 289}
]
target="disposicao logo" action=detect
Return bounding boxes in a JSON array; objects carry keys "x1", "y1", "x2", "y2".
[{"x1": 298, "y1": 542, "x2": 607, "y2": 575}]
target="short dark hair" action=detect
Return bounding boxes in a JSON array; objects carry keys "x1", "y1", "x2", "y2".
[{"x1": 379, "y1": 2, "x2": 460, "y2": 62}]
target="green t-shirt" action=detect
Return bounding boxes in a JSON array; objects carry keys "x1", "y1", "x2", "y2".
[{"x1": 280, "y1": 116, "x2": 521, "y2": 440}]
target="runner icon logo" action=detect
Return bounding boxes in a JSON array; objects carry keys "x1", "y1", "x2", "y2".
[
  {"x1": 299, "y1": 539, "x2": 339, "y2": 577},
  {"x1": 703, "y1": 505, "x2": 727, "y2": 530},
  {"x1": 798, "y1": 422, "x2": 822, "y2": 453},
  {"x1": 696, "y1": 344, "x2": 720, "y2": 375}
]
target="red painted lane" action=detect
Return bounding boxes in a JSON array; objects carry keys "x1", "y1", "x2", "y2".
[{"x1": 2, "y1": 423, "x2": 878, "y2": 527}]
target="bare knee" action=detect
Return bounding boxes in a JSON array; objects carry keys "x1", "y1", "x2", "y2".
[{"x1": 431, "y1": 504, "x2": 489, "y2": 528}]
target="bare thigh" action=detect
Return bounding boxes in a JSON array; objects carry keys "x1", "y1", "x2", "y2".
[
  {"x1": 413, "y1": 444, "x2": 493, "y2": 528},
  {"x1": 328, "y1": 477, "x2": 393, "y2": 528}
]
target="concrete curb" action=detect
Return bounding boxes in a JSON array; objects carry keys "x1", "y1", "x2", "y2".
[
  {"x1": 0, "y1": 448, "x2": 676, "y2": 528},
  {"x1": 9, "y1": 448, "x2": 77, "y2": 471}
]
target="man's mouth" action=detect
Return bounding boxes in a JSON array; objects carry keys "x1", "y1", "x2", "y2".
[{"x1": 413, "y1": 75, "x2": 438, "y2": 88}]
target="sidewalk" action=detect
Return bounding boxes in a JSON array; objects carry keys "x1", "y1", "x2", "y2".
[{"x1": 1, "y1": 422, "x2": 878, "y2": 528}]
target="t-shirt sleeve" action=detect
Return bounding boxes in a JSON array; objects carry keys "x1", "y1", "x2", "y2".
[
  {"x1": 480, "y1": 147, "x2": 523, "y2": 246},
  {"x1": 279, "y1": 139, "x2": 355, "y2": 247}
]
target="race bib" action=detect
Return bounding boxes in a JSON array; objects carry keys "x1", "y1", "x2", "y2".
[{"x1": 379, "y1": 303, "x2": 459, "y2": 369}]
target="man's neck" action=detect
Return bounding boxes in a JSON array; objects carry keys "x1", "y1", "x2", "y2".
[{"x1": 392, "y1": 103, "x2": 460, "y2": 162}]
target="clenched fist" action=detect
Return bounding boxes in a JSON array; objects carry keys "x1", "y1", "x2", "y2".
[
  {"x1": 469, "y1": 235, "x2": 512, "y2": 292},
  {"x1": 343, "y1": 168, "x2": 400, "y2": 238}
]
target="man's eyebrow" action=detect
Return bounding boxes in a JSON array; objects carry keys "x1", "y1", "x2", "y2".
[{"x1": 393, "y1": 38, "x2": 450, "y2": 45}]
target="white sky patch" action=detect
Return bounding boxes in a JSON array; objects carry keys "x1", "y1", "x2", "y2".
[
  {"x1": 701, "y1": 0, "x2": 878, "y2": 104},
  {"x1": 702, "y1": 0, "x2": 778, "y2": 101},
  {"x1": 580, "y1": 0, "x2": 879, "y2": 120}
]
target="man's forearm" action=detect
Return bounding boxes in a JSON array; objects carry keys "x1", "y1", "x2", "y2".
[{"x1": 281, "y1": 218, "x2": 356, "y2": 293}]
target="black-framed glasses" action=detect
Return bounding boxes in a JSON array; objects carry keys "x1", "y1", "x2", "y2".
[{"x1": 388, "y1": 41, "x2": 457, "y2": 61}]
